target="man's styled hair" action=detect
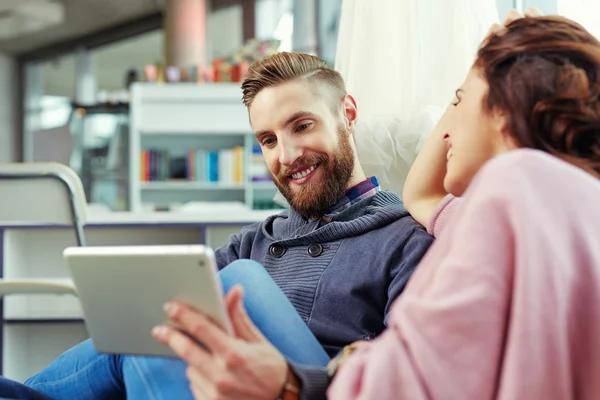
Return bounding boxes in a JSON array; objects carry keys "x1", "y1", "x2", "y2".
[{"x1": 241, "y1": 52, "x2": 347, "y2": 109}]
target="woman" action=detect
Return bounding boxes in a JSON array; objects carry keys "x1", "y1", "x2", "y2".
[
  {"x1": 328, "y1": 13, "x2": 600, "y2": 400},
  {"x1": 154, "y1": 12, "x2": 600, "y2": 400}
]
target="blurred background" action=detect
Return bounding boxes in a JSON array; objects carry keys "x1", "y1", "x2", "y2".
[
  {"x1": 0, "y1": 0, "x2": 594, "y2": 212},
  {"x1": 1, "y1": 0, "x2": 599, "y2": 382}
]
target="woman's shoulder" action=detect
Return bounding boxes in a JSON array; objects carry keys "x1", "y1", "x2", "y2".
[
  {"x1": 474, "y1": 149, "x2": 599, "y2": 193},
  {"x1": 463, "y1": 149, "x2": 600, "y2": 219},
  {"x1": 430, "y1": 149, "x2": 600, "y2": 238},
  {"x1": 482, "y1": 148, "x2": 566, "y2": 173}
]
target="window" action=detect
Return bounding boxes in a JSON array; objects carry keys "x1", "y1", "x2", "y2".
[
  {"x1": 496, "y1": 0, "x2": 517, "y2": 16},
  {"x1": 255, "y1": 0, "x2": 293, "y2": 52}
]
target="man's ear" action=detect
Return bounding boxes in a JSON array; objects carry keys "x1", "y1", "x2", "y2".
[{"x1": 341, "y1": 94, "x2": 358, "y2": 131}]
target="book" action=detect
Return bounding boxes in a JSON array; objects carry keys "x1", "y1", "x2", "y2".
[{"x1": 141, "y1": 146, "x2": 247, "y2": 184}]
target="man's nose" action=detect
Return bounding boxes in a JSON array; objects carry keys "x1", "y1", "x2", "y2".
[{"x1": 278, "y1": 138, "x2": 303, "y2": 167}]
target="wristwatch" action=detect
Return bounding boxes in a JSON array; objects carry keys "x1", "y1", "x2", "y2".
[
  {"x1": 326, "y1": 340, "x2": 365, "y2": 380},
  {"x1": 278, "y1": 341, "x2": 364, "y2": 400},
  {"x1": 278, "y1": 365, "x2": 300, "y2": 400}
]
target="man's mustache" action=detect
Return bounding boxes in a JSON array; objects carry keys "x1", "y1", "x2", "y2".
[{"x1": 279, "y1": 155, "x2": 328, "y2": 179}]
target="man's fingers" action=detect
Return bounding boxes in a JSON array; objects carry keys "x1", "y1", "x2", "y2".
[
  {"x1": 225, "y1": 285, "x2": 240, "y2": 316},
  {"x1": 162, "y1": 302, "x2": 230, "y2": 355},
  {"x1": 151, "y1": 325, "x2": 215, "y2": 375},
  {"x1": 190, "y1": 385, "x2": 207, "y2": 400},
  {"x1": 226, "y1": 285, "x2": 265, "y2": 343},
  {"x1": 186, "y1": 366, "x2": 214, "y2": 399}
]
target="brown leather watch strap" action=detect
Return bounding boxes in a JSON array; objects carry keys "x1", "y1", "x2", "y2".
[{"x1": 278, "y1": 366, "x2": 300, "y2": 400}]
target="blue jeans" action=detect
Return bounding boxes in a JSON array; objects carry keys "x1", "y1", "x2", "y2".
[{"x1": 0, "y1": 260, "x2": 330, "y2": 400}]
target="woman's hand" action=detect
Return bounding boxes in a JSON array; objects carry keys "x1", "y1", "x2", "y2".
[
  {"x1": 483, "y1": 7, "x2": 542, "y2": 45},
  {"x1": 152, "y1": 285, "x2": 289, "y2": 400}
]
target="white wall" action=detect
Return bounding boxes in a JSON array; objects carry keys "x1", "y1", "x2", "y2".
[{"x1": 0, "y1": 52, "x2": 18, "y2": 162}]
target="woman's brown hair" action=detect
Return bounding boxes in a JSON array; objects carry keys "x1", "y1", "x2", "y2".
[{"x1": 475, "y1": 16, "x2": 600, "y2": 177}]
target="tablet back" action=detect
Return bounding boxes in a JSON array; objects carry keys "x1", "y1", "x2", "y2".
[{"x1": 64, "y1": 244, "x2": 230, "y2": 357}]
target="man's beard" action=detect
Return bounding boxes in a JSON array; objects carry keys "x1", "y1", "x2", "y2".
[{"x1": 272, "y1": 126, "x2": 355, "y2": 217}]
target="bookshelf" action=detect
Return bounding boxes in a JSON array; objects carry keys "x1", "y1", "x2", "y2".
[
  {"x1": 0, "y1": 215, "x2": 274, "y2": 381},
  {"x1": 129, "y1": 83, "x2": 279, "y2": 212}
]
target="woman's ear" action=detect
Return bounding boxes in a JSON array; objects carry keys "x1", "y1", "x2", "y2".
[
  {"x1": 495, "y1": 109, "x2": 508, "y2": 133},
  {"x1": 342, "y1": 94, "x2": 358, "y2": 130},
  {"x1": 495, "y1": 110, "x2": 519, "y2": 150}
]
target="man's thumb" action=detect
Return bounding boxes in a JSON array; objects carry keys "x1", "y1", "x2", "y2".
[{"x1": 226, "y1": 285, "x2": 264, "y2": 342}]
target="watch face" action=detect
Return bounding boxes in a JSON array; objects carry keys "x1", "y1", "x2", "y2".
[
  {"x1": 326, "y1": 342, "x2": 364, "y2": 379},
  {"x1": 326, "y1": 349, "x2": 347, "y2": 379}
]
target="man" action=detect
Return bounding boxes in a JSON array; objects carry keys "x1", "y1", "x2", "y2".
[{"x1": 0, "y1": 52, "x2": 432, "y2": 400}]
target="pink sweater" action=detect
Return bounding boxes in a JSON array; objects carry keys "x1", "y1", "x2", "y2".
[{"x1": 328, "y1": 149, "x2": 600, "y2": 400}]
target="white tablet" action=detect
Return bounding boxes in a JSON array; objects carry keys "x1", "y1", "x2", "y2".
[{"x1": 63, "y1": 244, "x2": 232, "y2": 358}]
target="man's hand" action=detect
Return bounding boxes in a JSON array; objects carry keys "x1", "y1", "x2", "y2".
[{"x1": 152, "y1": 285, "x2": 289, "y2": 400}]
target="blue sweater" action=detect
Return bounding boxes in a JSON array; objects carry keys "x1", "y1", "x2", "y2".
[{"x1": 214, "y1": 190, "x2": 433, "y2": 362}]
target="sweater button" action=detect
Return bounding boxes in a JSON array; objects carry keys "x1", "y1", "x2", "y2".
[
  {"x1": 307, "y1": 243, "x2": 323, "y2": 257},
  {"x1": 269, "y1": 244, "x2": 286, "y2": 258}
]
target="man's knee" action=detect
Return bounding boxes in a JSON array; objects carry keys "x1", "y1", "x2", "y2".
[{"x1": 219, "y1": 259, "x2": 270, "y2": 291}]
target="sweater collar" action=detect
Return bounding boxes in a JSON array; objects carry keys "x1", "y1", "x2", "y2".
[
  {"x1": 326, "y1": 176, "x2": 380, "y2": 215},
  {"x1": 301, "y1": 176, "x2": 380, "y2": 222},
  {"x1": 263, "y1": 190, "x2": 408, "y2": 246}
]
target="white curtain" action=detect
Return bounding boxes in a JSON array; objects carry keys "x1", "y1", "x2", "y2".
[
  {"x1": 558, "y1": 0, "x2": 600, "y2": 39},
  {"x1": 335, "y1": 0, "x2": 499, "y2": 195}
]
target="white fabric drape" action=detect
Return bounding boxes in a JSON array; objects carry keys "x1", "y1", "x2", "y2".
[
  {"x1": 558, "y1": 0, "x2": 600, "y2": 40},
  {"x1": 335, "y1": 0, "x2": 499, "y2": 194}
]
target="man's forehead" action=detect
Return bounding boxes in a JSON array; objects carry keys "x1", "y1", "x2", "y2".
[
  {"x1": 253, "y1": 81, "x2": 320, "y2": 109},
  {"x1": 249, "y1": 82, "x2": 327, "y2": 129}
]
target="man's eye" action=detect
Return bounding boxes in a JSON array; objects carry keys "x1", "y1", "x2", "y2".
[
  {"x1": 296, "y1": 123, "x2": 311, "y2": 132},
  {"x1": 262, "y1": 137, "x2": 276, "y2": 146}
]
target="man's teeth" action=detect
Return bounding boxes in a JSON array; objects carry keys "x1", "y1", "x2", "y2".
[
  {"x1": 446, "y1": 148, "x2": 453, "y2": 161},
  {"x1": 292, "y1": 165, "x2": 316, "y2": 180}
]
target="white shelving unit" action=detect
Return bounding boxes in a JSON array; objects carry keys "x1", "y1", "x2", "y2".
[
  {"x1": 129, "y1": 83, "x2": 278, "y2": 212},
  {"x1": 141, "y1": 182, "x2": 246, "y2": 191}
]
